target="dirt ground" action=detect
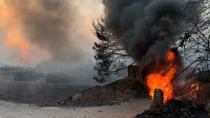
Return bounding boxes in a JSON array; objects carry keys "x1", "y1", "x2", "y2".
[
  {"x1": 0, "y1": 80, "x2": 87, "y2": 106},
  {"x1": 0, "y1": 99, "x2": 150, "y2": 118}
]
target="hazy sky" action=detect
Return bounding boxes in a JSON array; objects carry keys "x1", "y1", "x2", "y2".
[{"x1": 0, "y1": 0, "x2": 104, "y2": 67}]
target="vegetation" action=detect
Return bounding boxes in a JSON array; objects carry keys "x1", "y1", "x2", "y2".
[
  {"x1": 93, "y1": 23, "x2": 133, "y2": 83},
  {"x1": 93, "y1": 0, "x2": 210, "y2": 83}
]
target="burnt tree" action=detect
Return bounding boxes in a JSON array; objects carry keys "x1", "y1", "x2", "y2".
[
  {"x1": 93, "y1": 23, "x2": 133, "y2": 83},
  {"x1": 93, "y1": 0, "x2": 210, "y2": 83},
  {"x1": 176, "y1": 0, "x2": 210, "y2": 77}
]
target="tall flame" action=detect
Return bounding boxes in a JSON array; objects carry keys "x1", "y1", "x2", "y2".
[{"x1": 146, "y1": 51, "x2": 177, "y2": 103}]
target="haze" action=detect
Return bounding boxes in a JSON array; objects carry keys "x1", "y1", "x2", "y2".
[{"x1": 0, "y1": 0, "x2": 103, "y2": 67}]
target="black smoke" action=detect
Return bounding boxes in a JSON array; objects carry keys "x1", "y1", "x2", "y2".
[{"x1": 102, "y1": 0, "x2": 184, "y2": 61}]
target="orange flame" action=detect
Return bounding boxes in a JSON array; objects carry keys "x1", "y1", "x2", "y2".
[
  {"x1": 0, "y1": 0, "x2": 32, "y2": 60},
  {"x1": 4, "y1": 29, "x2": 31, "y2": 60},
  {"x1": 146, "y1": 51, "x2": 177, "y2": 103},
  {"x1": 0, "y1": 0, "x2": 51, "y2": 66},
  {"x1": 187, "y1": 83, "x2": 199, "y2": 100}
]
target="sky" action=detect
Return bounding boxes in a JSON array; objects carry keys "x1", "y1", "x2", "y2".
[{"x1": 0, "y1": 0, "x2": 104, "y2": 67}]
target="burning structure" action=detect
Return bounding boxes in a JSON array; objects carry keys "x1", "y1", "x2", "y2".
[
  {"x1": 97, "y1": 0, "x2": 210, "y2": 117},
  {"x1": 145, "y1": 50, "x2": 179, "y2": 103},
  {"x1": 127, "y1": 50, "x2": 181, "y2": 103},
  {"x1": 102, "y1": 0, "x2": 184, "y2": 103},
  {"x1": 98, "y1": 0, "x2": 210, "y2": 117}
]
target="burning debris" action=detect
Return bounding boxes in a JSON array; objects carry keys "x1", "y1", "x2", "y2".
[
  {"x1": 100, "y1": 0, "x2": 210, "y2": 117},
  {"x1": 135, "y1": 89, "x2": 209, "y2": 118},
  {"x1": 175, "y1": 73, "x2": 210, "y2": 103},
  {"x1": 135, "y1": 99, "x2": 209, "y2": 118},
  {"x1": 146, "y1": 50, "x2": 178, "y2": 103},
  {"x1": 101, "y1": 0, "x2": 184, "y2": 103}
]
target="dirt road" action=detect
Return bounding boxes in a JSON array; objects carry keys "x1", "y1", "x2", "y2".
[{"x1": 0, "y1": 100, "x2": 150, "y2": 118}]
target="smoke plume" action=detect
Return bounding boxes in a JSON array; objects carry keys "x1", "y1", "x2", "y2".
[
  {"x1": 102, "y1": 0, "x2": 184, "y2": 62},
  {"x1": 0, "y1": 0, "x2": 103, "y2": 85},
  {"x1": 6, "y1": 0, "x2": 83, "y2": 62}
]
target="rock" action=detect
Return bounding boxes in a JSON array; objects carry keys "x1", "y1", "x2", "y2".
[
  {"x1": 72, "y1": 94, "x2": 82, "y2": 101},
  {"x1": 57, "y1": 96, "x2": 72, "y2": 106},
  {"x1": 151, "y1": 89, "x2": 164, "y2": 108}
]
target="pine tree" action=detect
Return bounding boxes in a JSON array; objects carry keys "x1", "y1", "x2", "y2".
[{"x1": 93, "y1": 23, "x2": 132, "y2": 83}]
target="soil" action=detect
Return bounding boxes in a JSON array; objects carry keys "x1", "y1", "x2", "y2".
[{"x1": 64, "y1": 79, "x2": 148, "y2": 106}]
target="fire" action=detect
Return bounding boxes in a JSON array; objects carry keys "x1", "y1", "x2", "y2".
[
  {"x1": 4, "y1": 28, "x2": 31, "y2": 60},
  {"x1": 0, "y1": 0, "x2": 31, "y2": 60},
  {"x1": 187, "y1": 83, "x2": 199, "y2": 100},
  {"x1": 146, "y1": 50, "x2": 177, "y2": 103}
]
